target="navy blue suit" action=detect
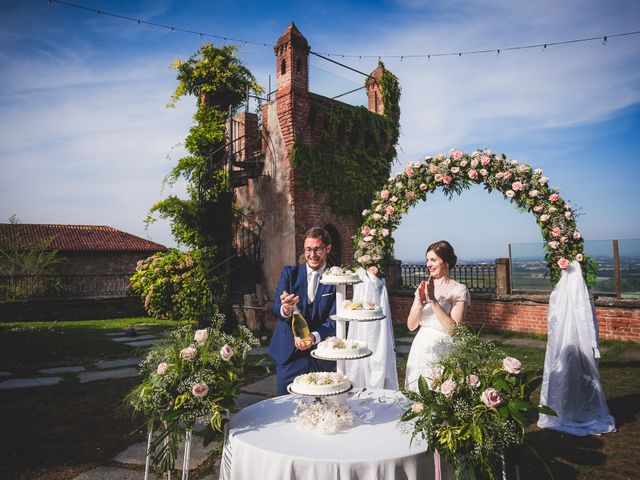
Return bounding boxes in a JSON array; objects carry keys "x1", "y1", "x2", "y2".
[{"x1": 268, "y1": 264, "x2": 336, "y2": 395}]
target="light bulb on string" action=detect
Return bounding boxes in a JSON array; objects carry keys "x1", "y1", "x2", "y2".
[
  {"x1": 543, "y1": 44, "x2": 547, "y2": 51},
  {"x1": 496, "y1": 49, "x2": 501, "y2": 56},
  {"x1": 602, "y1": 36, "x2": 608, "y2": 45}
]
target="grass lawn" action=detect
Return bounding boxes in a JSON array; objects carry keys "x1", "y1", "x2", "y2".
[{"x1": 0, "y1": 319, "x2": 638, "y2": 480}]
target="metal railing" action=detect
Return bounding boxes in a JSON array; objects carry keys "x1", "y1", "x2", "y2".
[
  {"x1": 0, "y1": 273, "x2": 133, "y2": 300},
  {"x1": 510, "y1": 238, "x2": 640, "y2": 298},
  {"x1": 400, "y1": 263, "x2": 497, "y2": 293}
]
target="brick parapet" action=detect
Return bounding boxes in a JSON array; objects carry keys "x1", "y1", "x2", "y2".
[{"x1": 389, "y1": 290, "x2": 640, "y2": 342}]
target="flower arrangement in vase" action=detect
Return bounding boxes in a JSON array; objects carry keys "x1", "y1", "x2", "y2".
[
  {"x1": 128, "y1": 314, "x2": 259, "y2": 474},
  {"x1": 401, "y1": 326, "x2": 555, "y2": 479}
]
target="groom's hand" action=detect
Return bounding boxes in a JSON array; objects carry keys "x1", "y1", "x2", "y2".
[{"x1": 280, "y1": 290, "x2": 300, "y2": 316}]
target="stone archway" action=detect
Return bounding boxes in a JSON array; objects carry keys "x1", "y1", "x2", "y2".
[{"x1": 354, "y1": 149, "x2": 587, "y2": 285}]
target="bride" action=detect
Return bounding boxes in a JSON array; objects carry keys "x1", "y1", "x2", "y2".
[{"x1": 405, "y1": 240, "x2": 470, "y2": 391}]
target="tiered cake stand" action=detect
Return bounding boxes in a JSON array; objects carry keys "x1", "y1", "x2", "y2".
[
  {"x1": 288, "y1": 275, "x2": 385, "y2": 398},
  {"x1": 312, "y1": 276, "x2": 385, "y2": 374}
]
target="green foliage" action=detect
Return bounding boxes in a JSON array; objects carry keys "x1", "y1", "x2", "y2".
[
  {"x1": 401, "y1": 326, "x2": 555, "y2": 479},
  {"x1": 148, "y1": 44, "x2": 261, "y2": 251},
  {"x1": 290, "y1": 68, "x2": 401, "y2": 218},
  {"x1": 130, "y1": 249, "x2": 218, "y2": 323},
  {"x1": 128, "y1": 315, "x2": 259, "y2": 474}
]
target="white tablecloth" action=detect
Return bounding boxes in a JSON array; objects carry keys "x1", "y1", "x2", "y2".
[{"x1": 220, "y1": 389, "x2": 452, "y2": 480}]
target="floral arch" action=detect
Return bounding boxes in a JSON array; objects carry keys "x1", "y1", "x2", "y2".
[{"x1": 354, "y1": 149, "x2": 588, "y2": 285}]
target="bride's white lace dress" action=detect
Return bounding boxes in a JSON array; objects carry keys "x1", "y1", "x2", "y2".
[{"x1": 404, "y1": 279, "x2": 470, "y2": 391}]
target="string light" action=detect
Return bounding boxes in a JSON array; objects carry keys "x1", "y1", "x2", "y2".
[{"x1": 46, "y1": 0, "x2": 639, "y2": 63}]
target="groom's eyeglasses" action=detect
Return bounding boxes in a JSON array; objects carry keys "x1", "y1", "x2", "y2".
[{"x1": 304, "y1": 246, "x2": 326, "y2": 255}]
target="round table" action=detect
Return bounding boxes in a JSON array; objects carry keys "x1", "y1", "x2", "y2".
[{"x1": 219, "y1": 389, "x2": 448, "y2": 480}]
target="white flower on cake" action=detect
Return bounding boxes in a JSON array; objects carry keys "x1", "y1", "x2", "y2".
[
  {"x1": 316, "y1": 336, "x2": 370, "y2": 359},
  {"x1": 338, "y1": 300, "x2": 384, "y2": 320},
  {"x1": 290, "y1": 371, "x2": 351, "y2": 395},
  {"x1": 320, "y1": 266, "x2": 360, "y2": 284},
  {"x1": 293, "y1": 398, "x2": 355, "y2": 434}
]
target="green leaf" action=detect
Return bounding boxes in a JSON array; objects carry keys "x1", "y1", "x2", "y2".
[
  {"x1": 418, "y1": 376, "x2": 430, "y2": 397},
  {"x1": 537, "y1": 405, "x2": 558, "y2": 416},
  {"x1": 507, "y1": 404, "x2": 527, "y2": 427},
  {"x1": 509, "y1": 399, "x2": 532, "y2": 411}
]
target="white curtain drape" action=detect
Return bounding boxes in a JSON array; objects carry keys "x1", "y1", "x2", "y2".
[
  {"x1": 537, "y1": 261, "x2": 616, "y2": 436},
  {"x1": 345, "y1": 268, "x2": 399, "y2": 390}
]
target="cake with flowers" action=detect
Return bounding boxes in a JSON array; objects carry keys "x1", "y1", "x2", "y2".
[
  {"x1": 315, "y1": 336, "x2": 370, "y2": 359},
  {"x1": 338, "y1": 300, "x2": 384, "y2": 320},
  {"x1": 320, "y1": 266, "x2": 360, "y2": 284},
  {"x1": 289, "y1": 371, "x2": 352, "y2": 396}
]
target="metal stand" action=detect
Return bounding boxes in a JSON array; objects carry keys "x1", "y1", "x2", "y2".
[
  {"x1": 181, "y1": 430, "x2": 192, "y2": 480},
  {"x1": 144, "y1": 427, "x2": 153, "y2": 480}
]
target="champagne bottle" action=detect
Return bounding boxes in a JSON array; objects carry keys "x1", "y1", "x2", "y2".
[{"x1": 291, "y1": 307, "x2": 313, "y2": 349}]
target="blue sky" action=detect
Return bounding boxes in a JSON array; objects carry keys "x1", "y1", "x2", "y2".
[{"x1": 1, "y1": 0, "x2": 639, "y2": 261}]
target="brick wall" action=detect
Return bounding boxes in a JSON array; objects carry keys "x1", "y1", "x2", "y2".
[{"x1": 389, "y1": 290, "x2": 640, "y2": 342}]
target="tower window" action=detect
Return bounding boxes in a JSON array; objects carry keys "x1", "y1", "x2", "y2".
[
  {"x1": 295, "y1": 57, "x2": 302, "y2": 75},
  {"x1": 280, "y1": 58, "x2": 286, "y2": 75}
]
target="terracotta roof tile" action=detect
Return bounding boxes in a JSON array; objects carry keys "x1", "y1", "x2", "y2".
[{"x1": 0, "y1": 224, "x2": 168, "y2": 253}]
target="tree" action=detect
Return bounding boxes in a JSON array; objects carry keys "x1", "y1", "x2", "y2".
[{"x1": 142, "y1": 44, "x2": 262, "y2": 327}]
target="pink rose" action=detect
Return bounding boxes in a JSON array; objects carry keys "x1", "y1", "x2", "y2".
[
  {"x1": 369, "y1": 228, "x2": 376, "y2": 235},
  {"x1": 484, "y1": 149, "x2": 493, "y2": 155},
  {"x1": 468, "y1": 169, "x2": 478, "y2": 179},
  {"x1": 549, "y1": 206, "x2": 557, "y2": 212},
  {"x1": 443, "y1": 175, "x2": 452, "y2": 185},
  {"x1": 561, "y1": 236, "x2": 568, "y2": 243},
  {"x1": 194, "y1": 329, "x2": 209, "y2": 345},
  {"x1": 419, "y1": 183, "x2": 428, "y2": 191},
  {"x1": 529, "y1": 190, "x2": 539, "y2": 197},
  {"x1": 534, "y1": 168, "x2": 543, "y2": 175},
  {"x1": 467, "y1": 374, "x2": 481, "y2": 388},
  {"x1": 380, "y1": 190, "x2": 390, "y2": 200},
  {"x1": 533, "y1": 205, "x2": 543, "y2": 212},
  {"x1": 220, "y1": 344, "x2": 234, "y2": 361},
  {"x1": 372, "y1": 213, "x2": 382, "y2": 220},
  {"x1": 557, "y1": 258, "x2": 570, "y2": 269},
  {"x1": 156, "y1": 362, "x2": 168, "y2": 375},
  {"x1": 426, "y1": 367, "x2": 444, "y2": 390},
  {"x1": 368, "y1": 266, "x2": 379, "y2": 276},
  {"x1": 180, "y1": 347, "x2": 197, "y2": 361},
  {"x1": 506, "y1": 190, "x2": 515, "y2": 198},
  {"x1": 539, "y1": 176, "x2": 549, "y2": 185},
  {"x1": 503, "y1": 172, "x2": 512, "y2": 180},
  {"x1": 192, "y1": 382, "x2": 209, "y2": 398},
  {"x1": 540, "y1": 214, "x2": 550, "y2": 222},
  {"x1": 511, "y1": 181, "x2": 523, "y2": 191},
  {"x1": 380, "y1": 228, "x2": 390, "y2": 237},
  {"x1": 576, "y1": 253, "x2": 584, "y2": 262},
  {"x1": 479, "y1": 168, "x2": 488, "y2": 176},
  {"x1": 470, "y1": 158, "x2": 480, "y2": 168},
  {"x1": 495, "y1": 172, "x2": 504, "y2": 179},
  {"x1": 453, "y1": 150, "x2": 463, "y2": 160},
  {"x1": 440, "y1": 379, "x2": 457, "y2": 397},
  {"x1": 361, "y1": 226, "x2": 371, "y2": 235},
  {"x1": 503, "y1": 356, "x2": 522, "y2": 374},
  {"x1": 451, "y1": 166, "x2": 460, "y2": 174},
  {"x1": 363, "y1": 235, "x2": 373, "y2": 242},
  {"x1": 548, "y1": 241, "x2": 559, "y2": 249},
  {"x1": 481, "y1": 156, "x2": 491, "y2": 166},
  {"x1": 510, "y1": 160, "x2": 519, "y2": 166},
  {"x1": 519, "y1": 164, "x2": 530, "y2": 172},
  {"x1": 573, "y1": 231, "x2": 581, "y2": 240},
  {"x1": 429, "y1": 163, "x2": 438, "y2": 173},
  {"x1": 358, "y1": 254, "x2": 371, "y2": 263},
  {"x1": 405, "y1": 167, "x2": 414, "y2": 176},
  {"x1": 406, "y1": 191, "x2": 416, "y2": 201},
  {"x1": 434, "y1": 174, "x2": 443, "y2": 182},
  {"x1": 548, "y1": 193, "x2": 559, "y2": 202},
  {"x1": 460, "y1": 160, "x2": 468, "y2": 167},
  {"x1": 551, "y1": 226, "x2": 562, "y2": 237},
  {"x1": 411, "y1": 402, "x2": 424, "y2": 413},
  {"x1": 481, "y1": 388, "x2": 502, "y2": 407},
  {"x1": 390, "y1": 195, "x2": 398, "y2": 203},
  {"x1": 385, "y1": 205, "x2": 395, "y2": 215},
  {"x1": 471, "y1": 150, "x2": 481, "y2": 158},
  {"x1": 564, "y1": 211, "x2": 572, "y2": 219}
]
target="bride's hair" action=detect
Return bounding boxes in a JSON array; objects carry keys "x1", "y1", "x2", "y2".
[{"x1": 426, "y1": 240, "x2": 458, "y2": 269}]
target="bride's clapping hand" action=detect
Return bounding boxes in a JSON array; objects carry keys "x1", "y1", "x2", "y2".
[
  {"x1": 426, "y1": 276, "x2": 436, "y2": 302},
  {"x1": 415, "y1": 280, "x2": 428, "y2": 305}
]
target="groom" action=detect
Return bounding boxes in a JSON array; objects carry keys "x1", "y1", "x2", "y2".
[{"x1": 268, "y1": 227, "x2": 337, "y2": 395}]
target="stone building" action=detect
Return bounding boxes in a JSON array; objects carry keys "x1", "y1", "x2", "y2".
[
  {"x1": 233, "y1": 23, "x2": 393, "y2": 297},
  {"x1": 0, "y1": 223, "x2": 166, "y2": 275}
]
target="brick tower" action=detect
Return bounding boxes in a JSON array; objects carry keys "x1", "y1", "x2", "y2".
[{"x1": 234, "y1": 24, "x2": 392, "y2": 299}]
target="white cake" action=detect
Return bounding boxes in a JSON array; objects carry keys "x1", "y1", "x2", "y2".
[
  {"x1": 316, "y1": 336, "x2": 369, "y2": 359},
  {"x1": 321, "y1": 266, "x2": 360, "y2": 284},
  {"x1": 289, "y1": 371, "x2": 352, "y2": 396},
  {"x1": 338, "y1": 300, "x2": 384, "y2": 320}
]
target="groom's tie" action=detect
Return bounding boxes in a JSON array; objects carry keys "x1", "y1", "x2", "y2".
[{"x1": 308, "y1": 271, "x2": 319, "y2": 303}]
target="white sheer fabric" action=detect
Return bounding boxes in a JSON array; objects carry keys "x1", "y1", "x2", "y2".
[
  {"x1": 537, "y1": 261, "x2": 616, "y2": 436},
  {"x1": 345, "y1": 268, "x2": 399, "y2": 390},
  {"x1": 404, "y1": 279, "x2": 470, "y2": 391}
]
